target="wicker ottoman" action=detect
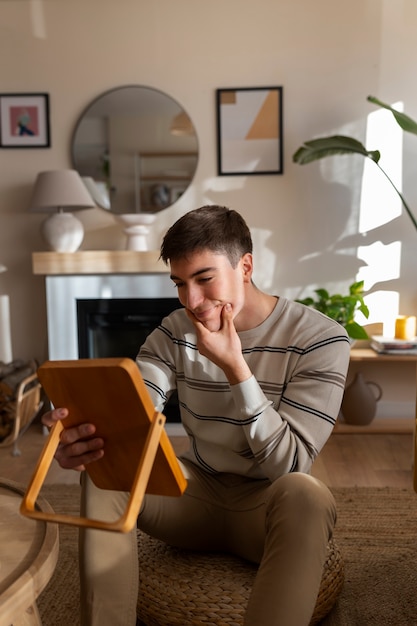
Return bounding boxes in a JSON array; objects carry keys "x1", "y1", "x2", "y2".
[{"x1": 137, "y1": 533, "x2": 344, "y2": 626}]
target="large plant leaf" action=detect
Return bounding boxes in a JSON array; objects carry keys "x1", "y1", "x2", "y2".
[
  {"x1": 344, "y1": 320, "x2": 370, "y2": 340},
  {"x1": 293, "y1": 135, "x2": 380, "y2": 165},
  {"x1": 367, "y1": 96, "x2": 417, "y2": 136}
]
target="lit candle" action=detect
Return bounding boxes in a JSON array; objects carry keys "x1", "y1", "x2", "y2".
[{"x1": 395, "y1": 315, "x2": 416, "y2": 340}]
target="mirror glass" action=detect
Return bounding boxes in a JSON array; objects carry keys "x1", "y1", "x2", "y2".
[{"x1": 71, "y1": 85, "x2": 198, "y2": 214}]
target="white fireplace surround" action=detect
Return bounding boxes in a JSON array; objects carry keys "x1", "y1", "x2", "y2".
[{"x1": 45, "y1": 273, "x2": 176, "y2": 360}]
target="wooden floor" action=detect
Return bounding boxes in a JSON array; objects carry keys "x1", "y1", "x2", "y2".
[{"x1": 0, "y1": 420, "x2": 414, "y2": 489}]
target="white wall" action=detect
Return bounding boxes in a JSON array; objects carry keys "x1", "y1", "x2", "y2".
[{"x1": 0, "y1": 0, "x2": 416, "y2": 390}]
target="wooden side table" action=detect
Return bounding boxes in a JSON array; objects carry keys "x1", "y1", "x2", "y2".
[
  {"x1": 349, "y1": 347, "x2": 417, "y2": 366},
  {"x1": 0, "y1": 479, "x2": 59, "y2": 626},
  {"x1": 333, "y1": 347, "x2": 417, "y2": 478}
]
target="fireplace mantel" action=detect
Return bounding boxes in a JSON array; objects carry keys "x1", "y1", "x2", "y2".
[{"x1": 32, "y1": 251, "x2": 168, "y2": 276}]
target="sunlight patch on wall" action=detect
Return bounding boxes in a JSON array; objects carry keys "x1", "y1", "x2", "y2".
[
  {"x1": 359, "y1": 290, "x2": 399, "y2": 337},
  {"x1": 359, "y1": 103, "x2": 403, "y2": 233},
  {"x1": 356, "y1": 240, "x2": 401, "y2": 334},
  {"x1": 356, "y1": 102, "x2": 404, "y2": 334},
  {"x1": 357, "y1": 240, "x2": 401, "y2": 286}
]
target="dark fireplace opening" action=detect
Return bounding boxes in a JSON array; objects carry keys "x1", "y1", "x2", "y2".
[{"x1": 77, "y1": 298, "x2": 182, "y2": 422}]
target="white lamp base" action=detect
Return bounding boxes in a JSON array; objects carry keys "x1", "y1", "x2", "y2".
[{"x1": 41, "y1": 212, "x2": 84, "y2": 252}]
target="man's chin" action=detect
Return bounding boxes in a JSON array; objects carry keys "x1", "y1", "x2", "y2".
[
  {"x1": 195, "y1": 313, "x2": 221, "y2": 331},
  {"x1": 202, "y1": 319, "x2": 221, "y2": 332},
  {"x1": 190, "y1": 307, "x2": 222, "y2": 331}
]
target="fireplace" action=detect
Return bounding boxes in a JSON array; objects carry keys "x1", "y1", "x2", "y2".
[
  {"x1": 77, "y1": 298, "x2": 182, "y2": 360},
  {"x1": 76, "y1": 297, "x2": 182, "y2": 422}
]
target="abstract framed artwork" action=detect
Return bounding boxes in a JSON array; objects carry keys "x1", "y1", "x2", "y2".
[
  {"x1": 0, "y1": 93, "x2": 50, "y2": 148},
  {"x1": 216, "y1": 86, "x2": 283, "y2": 176}
]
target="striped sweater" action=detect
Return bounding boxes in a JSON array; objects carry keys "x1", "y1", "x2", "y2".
[{"x1": 137, "y1": 297, "x2": 350, "y2": 481}]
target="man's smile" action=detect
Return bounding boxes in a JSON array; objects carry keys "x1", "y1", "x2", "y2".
[{"x1": 192, "y1": 304, "x2": 222, "y2": 321}]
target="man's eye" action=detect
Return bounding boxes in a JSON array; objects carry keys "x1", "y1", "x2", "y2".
[
  {"x1": 173, "y1": 282, "x2": 184, "y2": 289},
  {"x1": 199, "y1": 277, "x2": 212, "y2": 283}
]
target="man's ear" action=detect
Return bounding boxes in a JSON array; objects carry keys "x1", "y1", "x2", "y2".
[{"x1": 241, "y1": 253, "x2": 253, "y2": 281}]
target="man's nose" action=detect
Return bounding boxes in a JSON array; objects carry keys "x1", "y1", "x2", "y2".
[{"x1": 185, "y1": 285, "x2": 203, "y2": 310}]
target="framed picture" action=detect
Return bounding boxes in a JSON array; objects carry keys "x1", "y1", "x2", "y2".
[
  {"x1": 216, "y1": 86, "x2": 283, "y2": 176},
  {"x1": 0, "y1": 93, "x2": 50, "y2": 148}
]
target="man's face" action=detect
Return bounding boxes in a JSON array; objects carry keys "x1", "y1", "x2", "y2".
[{"x1": 170, "y1": 249, "x2": 251, "y2": 331}]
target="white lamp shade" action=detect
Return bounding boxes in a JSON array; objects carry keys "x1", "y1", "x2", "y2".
[
  {"x1": 29, "y1": 169, "x2": 95, "y2": 252},
  {"x1": 29, "y1": 169, "x2": 95, "y2": 213}
]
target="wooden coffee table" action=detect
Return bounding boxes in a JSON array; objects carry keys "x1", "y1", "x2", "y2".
[{"x1": 0, "y1": 479, "x2": 59, "y2": 625}]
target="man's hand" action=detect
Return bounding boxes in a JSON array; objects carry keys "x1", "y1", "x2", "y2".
[
  {"x1": 186, "y1": 303, "x2": 252, "y2": 385},
  {"x1": 42, "y1": 408, "x2": 105, "y2": 471}
]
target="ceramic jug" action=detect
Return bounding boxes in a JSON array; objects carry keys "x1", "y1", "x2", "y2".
[{"x1": 341, "y1": 372, "x2": 382, "y2": 426}]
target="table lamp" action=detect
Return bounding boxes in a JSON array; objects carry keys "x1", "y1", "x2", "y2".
[{"x1": 29, "y1": 170, "x2": 95, "y2": 252}]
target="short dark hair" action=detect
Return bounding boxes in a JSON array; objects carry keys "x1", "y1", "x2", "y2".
[{"x1": 160, "y1": 205, "x2": 253, "y2": 268}]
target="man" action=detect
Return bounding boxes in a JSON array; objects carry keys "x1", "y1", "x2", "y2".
[{"x1": 44, "y1": 205, "x2": 350, "y2": 626}]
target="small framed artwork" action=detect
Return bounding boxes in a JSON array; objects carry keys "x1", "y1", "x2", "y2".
[
  {"x1": 0, "y1": 93, "x2": 50, "y2": 148},
  {"x1": 216, "y1": 86, "x2": 283, "y2": 176}
]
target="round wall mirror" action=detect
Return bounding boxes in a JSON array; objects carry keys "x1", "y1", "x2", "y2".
[{"x1": 71, "y1": 85, "x2": 199, "y2": 215}]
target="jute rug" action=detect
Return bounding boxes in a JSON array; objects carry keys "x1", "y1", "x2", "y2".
[{"x1": 36, "y1": 484, "x2": 417, "y2": 626}]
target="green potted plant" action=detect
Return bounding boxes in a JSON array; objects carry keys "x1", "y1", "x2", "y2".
[
  {"x1": 296, "y1": 280, "x2": 370, "y2": 339},
  {"x1": 292, "y1": 96, "x2": 417, "y2": 231}
]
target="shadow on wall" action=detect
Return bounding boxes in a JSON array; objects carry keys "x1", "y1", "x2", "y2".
[
  {"x1": 191, "y1": 170, "x2": 409, "y2": 310},
  {"x1": 205, "y1": 180, "x2": 368, "y2": 296}
]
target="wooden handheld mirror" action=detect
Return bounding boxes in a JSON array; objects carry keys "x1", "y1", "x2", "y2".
[{"x1": 20, "y1": 358, "x2": 187, "y2": 532}]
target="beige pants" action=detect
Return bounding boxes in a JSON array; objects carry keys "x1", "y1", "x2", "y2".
[{"x1": 79, "y1": 461, "x2": 336, "y2": 626}]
